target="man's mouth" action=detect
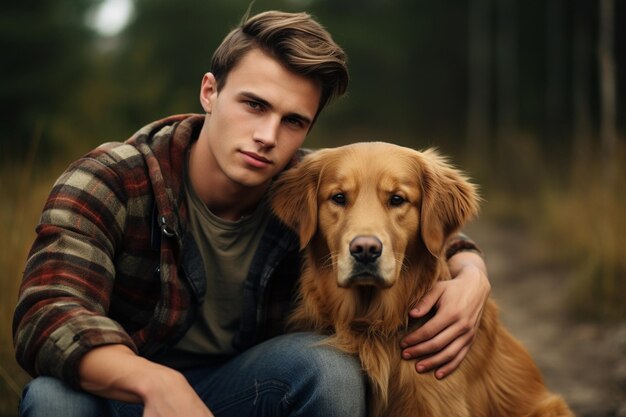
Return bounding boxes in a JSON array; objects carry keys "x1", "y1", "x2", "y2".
[{"x1": 240, "y1": 151, "x2": 272, "y2": 168}]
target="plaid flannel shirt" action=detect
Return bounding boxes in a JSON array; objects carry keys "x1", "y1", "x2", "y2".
[{"x1": 13, "y1": 114, "x2": 302, "y2": 387}]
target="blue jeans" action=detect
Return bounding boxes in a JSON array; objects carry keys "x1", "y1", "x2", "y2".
[{"x1": 18, "y1": 332, "x2": 366, "y2": 417}]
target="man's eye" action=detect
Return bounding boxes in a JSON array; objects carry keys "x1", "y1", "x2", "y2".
[
  {"x1": 246, "y1": 101, "x2": 262, "y2": 110},
  {"x1": 389, "y1": 195, "x2": 405, "y2": 206},
  {"x1": 331, "y1": 193, "x2": 347, "y2": 206},
  {"x1": 284, "y1": 117, "x2": 304, "y2": 128}
]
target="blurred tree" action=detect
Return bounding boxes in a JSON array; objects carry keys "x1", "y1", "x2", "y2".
[
  {"x1": 544, "y1": 0, "x2": 568, "y2": 145},
  {"x1": 311, "y1": 0, "x2": 470, "y2": 149},
  {"x1": 571, "y1": 0, "x2": 595, "y2": 177},
  {"x1": 105, "y1": 0, "x2": 302, "y2": 132},
  {"x1": 0, "y1": 0, "x2": 102, "y2": 157},
  {"x1": 494, "y1": 0, "x2": 519, "y2": 182},
  {"x1": 466, "y1": 0, "x2": 492, "y2": 172},
  {"x1": 598, "y1": 0, "x2": 617, "y2": 182}
]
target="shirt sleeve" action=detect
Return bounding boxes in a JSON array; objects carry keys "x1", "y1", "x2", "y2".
[
  {"x1": 12, "y1": 152, "x2": 138, "y2": 388},
  {"x1": 443, "y1": 231, "x2": 484, "y2": 261}
]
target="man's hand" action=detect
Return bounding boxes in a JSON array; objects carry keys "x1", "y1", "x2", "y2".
[
  {"x1": 141, "y1": 369, "x2": 215, "y2": 417},
  {"x1": 79, "y1": 344, "x2": 215, "y2": 416},
  {"x1": 399, "y1": 251, "x2": 490, "y2": 379}
]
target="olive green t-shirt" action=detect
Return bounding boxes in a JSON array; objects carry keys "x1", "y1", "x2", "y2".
[{"x1": 168, "y1": 166, "x2": 271, "y2": 364}]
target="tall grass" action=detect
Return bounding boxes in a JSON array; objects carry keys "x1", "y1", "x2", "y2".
[
  {"x1": 0, "y1": 156, "x2": 61, "y2": 416},
  {"x1": 541, "y1": 144, "x2": 626, "y2": 320},
  {"x1": 480, "y1": 136, "x2": 626, "y2": 321}
]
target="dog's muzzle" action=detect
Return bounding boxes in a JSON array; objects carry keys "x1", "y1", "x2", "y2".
[{"x1": 343, "y1": 236, "x2": 388, "y2": 287}]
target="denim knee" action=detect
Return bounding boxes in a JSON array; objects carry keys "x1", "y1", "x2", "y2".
[
  {"x1": 277, "y1": 333, "x2": 367, "y2": 417},
  {"x1": 19, "y1": 376, "x2": 111, "y2": 417}
]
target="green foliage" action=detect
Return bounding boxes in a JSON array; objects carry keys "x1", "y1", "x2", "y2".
[{"x1": 0, "y1": 0, "x2": 102, "y2": 157}]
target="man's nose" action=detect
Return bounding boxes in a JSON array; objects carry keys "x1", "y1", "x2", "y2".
[{"x1": 254, "y1": 116, "x2": 280, "y2": 147}]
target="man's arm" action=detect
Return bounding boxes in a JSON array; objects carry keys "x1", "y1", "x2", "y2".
[
  {"x1": 399, "y1": 250, "x2": 490, "y2": 379},
  {"x1": 78, "y1": 345, "x2": 214, "y2": 417},
  {"x1": 13, "y1": 153, "x2": 138, "y2": 383}
]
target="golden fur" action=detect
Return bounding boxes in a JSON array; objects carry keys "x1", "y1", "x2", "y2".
[{"x1": 270, "y1": 142, "x2": 573, "y2": 417}]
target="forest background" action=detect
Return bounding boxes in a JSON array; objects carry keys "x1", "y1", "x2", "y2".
[{"x1": 1, "y1": 0, "x2": 624, "y2": 415}]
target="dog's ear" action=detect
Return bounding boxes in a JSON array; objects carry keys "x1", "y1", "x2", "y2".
[
  {"x1": 270, "y1": 151, "x2": 327, "y2": 249},
  {"x1": 416, "y1": 149, "x2": 480, "y2": 257}
]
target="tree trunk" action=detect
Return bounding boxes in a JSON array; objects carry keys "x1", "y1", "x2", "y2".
[
  {"x1": 545, "y1": 0, "x2": 568, "y2": 149},
  {"x1": 597, "y1": 0, "x2": 618, "y2": 310},
  {"x1": 466, "y1": 0, "x2": 492, "y2": 172},
  {"x1": 598, "y1": 0, "x2": 617, "y2": 183},
  {"x1": 571, "y1": 0, "x2": 594, "y2": 175},
  {"x1": 495, "y1": 0, "x2": 518, "y2": 173}
]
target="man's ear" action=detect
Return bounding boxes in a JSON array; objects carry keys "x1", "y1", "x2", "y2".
[
  {"x1": 416, "y1": 149, "x2": 480, "y2": 257},
  {"x1": 200, "y1": 73, "x2": 218, "y2": 113},
  {"x1": 270, "y1": 152, "x2": 327, "y2": 249}
]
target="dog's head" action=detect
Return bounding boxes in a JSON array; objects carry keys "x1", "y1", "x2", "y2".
[{"x1": 271, "y1": 142, "x2": 479, "y2": 293}]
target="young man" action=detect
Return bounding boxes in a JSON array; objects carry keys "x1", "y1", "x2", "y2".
[{"x1": 13, "y1": 10, "x2": 490, "y2": 417}]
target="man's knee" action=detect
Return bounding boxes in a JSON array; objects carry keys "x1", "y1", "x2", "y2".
[
  {"x1": 274, "y1": 333, "x2": 367, "y2": 416},
  {"x1": 19, "y1": 377, "x2": 110, "y2": 417}
]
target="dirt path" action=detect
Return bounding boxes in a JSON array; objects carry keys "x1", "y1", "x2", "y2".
[{"x1": 466, "y1": 220, "x2": 626, "y2": 416}]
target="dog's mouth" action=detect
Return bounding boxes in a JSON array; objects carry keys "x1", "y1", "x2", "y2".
[
  {"x1": 341, "y1": 263, "x2": 391, "y2": 289},
  {"x1": 343, "y1": 273, "x2": 388, "y2": 288}
]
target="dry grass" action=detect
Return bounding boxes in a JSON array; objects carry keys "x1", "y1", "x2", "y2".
[
  {"x1": 0, "y1": 159, "x2": 60, "y2": 416},
  {"x1": 541, "y1": 152, "x2": 626, "y2": 321},
  {"x1": 482, "y1": 138, "x2": 626, "y2": 321}
]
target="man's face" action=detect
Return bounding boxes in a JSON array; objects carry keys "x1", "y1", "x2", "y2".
[{"x1": 199, "y1": 48, "x2": 321, "y2": 191}]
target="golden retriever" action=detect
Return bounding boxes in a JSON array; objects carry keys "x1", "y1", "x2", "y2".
[{"x1": 270, "y1": 142, "x2": 573, "y2": 417}]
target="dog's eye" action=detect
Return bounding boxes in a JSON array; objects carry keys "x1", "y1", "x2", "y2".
[
  {"x1": 389, "y1": 195, "x2": 406, "y2": 206},
  {"x1": 331, "y1": 193, "x2": 347, "y2": 206}
]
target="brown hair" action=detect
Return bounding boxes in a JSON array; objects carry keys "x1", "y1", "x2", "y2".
[{"x1": 211, "y1": 10, "x2": 349, "y2": 118}]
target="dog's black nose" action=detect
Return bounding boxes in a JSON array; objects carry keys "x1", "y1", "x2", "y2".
[{"x1": 350, "y1": 236, "x2": 383, "y2": 264}]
